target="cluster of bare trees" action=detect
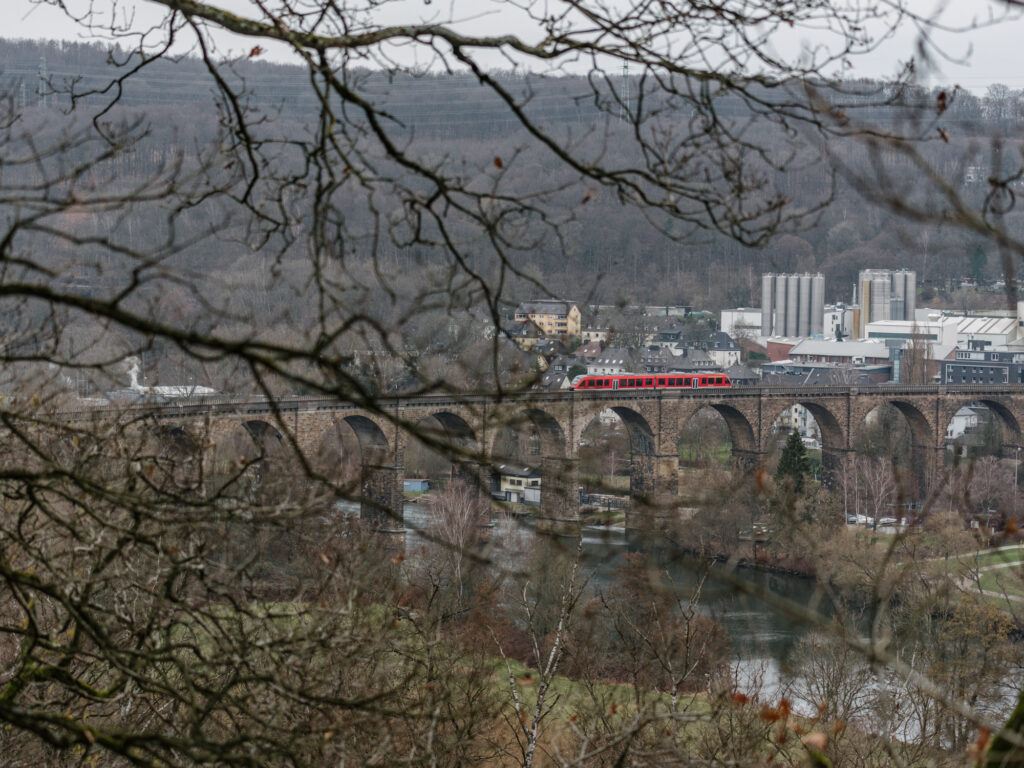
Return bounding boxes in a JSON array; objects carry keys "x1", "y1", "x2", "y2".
[{"x1": 2, "y1": 0, "x2": 1024, "y2": 764}]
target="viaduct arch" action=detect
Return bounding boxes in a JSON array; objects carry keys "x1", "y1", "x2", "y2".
[{"x1": 73, "y1": 385, "x2": 1024, "y2": 536}]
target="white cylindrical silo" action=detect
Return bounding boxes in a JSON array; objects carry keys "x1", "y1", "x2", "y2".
[
  {"x1": 775, "y1": 273, "x2": 789, "y2": 336},
  {"x1": 891, "y1": 271, "x2": 906, "y2": 321},
  {"x1": 904, "y1": 271, "x2": 916, "y2": 320},
  {"x1": 761, "y1": 274, "x2": 775, "y2": 336},
  {"x1": 870, "y1": 276, "x2": 890, "y2": 322},
  {"x1": 797, "y1": 274, "x2": 812, "y2": 337},
  {"x1": 786, "y1": 274, "x2": 800, "y2": 337},
  {"x1": 810, "y1": 274, "x2": 825, "y2": 336}
]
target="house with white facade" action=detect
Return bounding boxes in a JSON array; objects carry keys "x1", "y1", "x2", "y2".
[
  {"x1": 708, "y1": 331, "x2": 741, "y2": 368},
  {"x1": 586, "y1": 348, "x2": 637, "y2": 375}
]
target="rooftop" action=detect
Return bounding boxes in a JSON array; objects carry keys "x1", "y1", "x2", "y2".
[
  {"x1": 516, "y1": 299, "x2": 577, "y2": 315},
  {"x1": 789, "y1": 339, "x2": 889, "y2": 357}
]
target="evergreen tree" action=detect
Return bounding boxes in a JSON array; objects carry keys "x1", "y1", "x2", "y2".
[{"x1": 776, "y1": 430, "x2": 811, "y2": 495}]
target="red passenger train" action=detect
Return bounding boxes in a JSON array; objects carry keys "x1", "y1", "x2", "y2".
[{"x1": 570, "y1": 373, "x2": 732, "y2": 391}]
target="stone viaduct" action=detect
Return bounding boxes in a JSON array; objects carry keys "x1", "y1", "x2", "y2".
[{"x1": 69, "y1": 384, "x2": 1024, "y2": 534}]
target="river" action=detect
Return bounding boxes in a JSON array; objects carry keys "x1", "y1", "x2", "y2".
[
  {"x1": 392, "y1": 501, "x2": 1022, "y2": 741},
  {"x1": 400, "y1": 502, "x2": 824, "y2": 697}
]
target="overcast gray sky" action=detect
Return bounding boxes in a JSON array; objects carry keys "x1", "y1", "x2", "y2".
[{"x1": 7, "y1": 0, "x2": 1024, "y2": 92}]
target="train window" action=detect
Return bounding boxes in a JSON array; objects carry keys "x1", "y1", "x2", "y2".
[
  {"x1": 657, "y1": 378, "x2": 665, "y2": 386},
  {"x1": 645, "y1": 378, "x2": 653, "y2": 386}
]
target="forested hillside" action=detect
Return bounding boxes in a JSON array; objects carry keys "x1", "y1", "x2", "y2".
[{"x1": 1, "y1": 36, "x2": 1020, "y2": 311}]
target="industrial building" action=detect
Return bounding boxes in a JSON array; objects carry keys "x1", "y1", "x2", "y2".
[
  {"x1": 719, "y1": 307, "x2": 762, "y2": 336},
  {"x1": 760, "y1": 273, "x2": 825, "y2": 338},
  {"x1": 855, "y1": 269, "x2": 916, "y2": 338}
]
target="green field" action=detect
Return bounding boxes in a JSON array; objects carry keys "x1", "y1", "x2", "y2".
[
  {"x1": 978, "y1": 567, "x2": 1024, "y2": 599},
  {"x1": 972, "y1": 547, "x2": 1024, "y2": 569},
  {"x1": 679, "y1": 442, "x2": 732, "y2": 465}
]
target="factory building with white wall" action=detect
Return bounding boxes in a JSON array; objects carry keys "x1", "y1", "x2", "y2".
[
  {"x1": 719, "y1": 308, "x2": 763, "y2": 336},
  {"x1": 760, "y1": 273, "x2": 825, "y2": 338},
  {"x1": 825, "y1": 303, "x2": 857, "y2": 340},
  {"x1": 865, "y1": 313, "x2": 1020, "y2": 350}
]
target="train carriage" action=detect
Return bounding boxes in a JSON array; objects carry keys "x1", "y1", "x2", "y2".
[{"x1": 570, "y1": 373, "x2": 732, "y2": 390}]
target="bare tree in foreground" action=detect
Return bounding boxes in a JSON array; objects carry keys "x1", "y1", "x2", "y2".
[{"x1": 1, "y1": 0, "x2": 1024, "y2": 765}]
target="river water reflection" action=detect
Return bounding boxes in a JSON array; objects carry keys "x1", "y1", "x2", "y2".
[{"x1": 401, "y1": 503, "x2": 828, "y2": 692}]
